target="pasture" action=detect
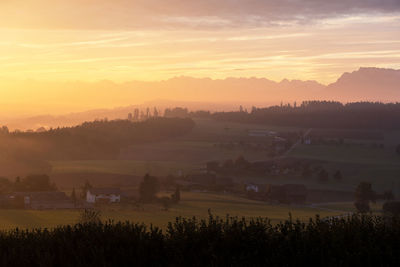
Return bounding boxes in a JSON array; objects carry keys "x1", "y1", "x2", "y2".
[
  {"x1": 0, "y1": 192, "x2": 344, "y2": 230},
  {"x1": 288, "y1": 142, "x2": 400, "y2": 193},
  {"x1": 49, "y1": 118, "x2": 298, "y2": 182},
  {"x1": 48, "y1": 119, "x2": 400, "y2": 195}
]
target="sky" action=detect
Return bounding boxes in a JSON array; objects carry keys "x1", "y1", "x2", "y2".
[{"x1": 0, "y1": 0, "x2": 399, "y2": 115}]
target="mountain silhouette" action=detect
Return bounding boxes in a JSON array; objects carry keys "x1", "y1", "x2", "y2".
[{"x1": 2, "y1": 67, "x2": 399, "y2": 129}]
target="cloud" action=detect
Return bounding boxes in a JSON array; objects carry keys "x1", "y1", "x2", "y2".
[{"x1": 1, "y1": 0, "x2": 399, "y2": 30}]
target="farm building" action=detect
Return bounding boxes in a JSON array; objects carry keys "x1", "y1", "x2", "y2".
[
  {"x1": 6, "y1": 191, "x2": 75, "y2": 210},
  {"x1": 245, "y1": 183, "x2": 269, "y2": 193},
  {"x1": 245, "y1": 183, "x2": 259, "y2": 192},
  {"x1": 86, "y1": 188, "x2": 121, "y2": 204}
]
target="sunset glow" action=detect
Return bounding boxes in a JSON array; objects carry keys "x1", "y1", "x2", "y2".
[{"x1": 0, "y1": 1, "x2": 399, "y2": 115}]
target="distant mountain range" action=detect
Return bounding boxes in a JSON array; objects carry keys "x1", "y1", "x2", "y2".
[
  {"x1": 2, "y1": 67, "x2": 399, "y2": 130},
  {"x1": 326, "y1": 67, "x2": 400, "y2": 101}
]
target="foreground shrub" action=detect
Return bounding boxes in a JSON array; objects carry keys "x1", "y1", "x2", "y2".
[{"x1": 0, "y1": 215, "x2": 399, "y2": 266}]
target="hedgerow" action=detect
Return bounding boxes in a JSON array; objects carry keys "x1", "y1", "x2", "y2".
[{"x1": 0, "y1": 214, "x2": 399, "y2": 266}]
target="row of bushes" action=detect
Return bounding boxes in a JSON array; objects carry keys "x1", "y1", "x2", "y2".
[{"x1": 0, "y1": 214, "x2": 399, "y2": 266}]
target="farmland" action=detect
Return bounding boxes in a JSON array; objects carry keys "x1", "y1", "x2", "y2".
[
  {"x1": 47, "y1": 118, "x2": 400, "y2": 194},
  {"x1": 287, "y1": 142, "x2": 400, "y2": 193},
  {"x1": 50, "y1": 119, "x2": 298, "y2": 175},
  {"x1": 0, "y1": 191, "x2": 346, "y2": 230},
  {"x1": 9, "y1": 118, "x2": 394, "y2": 230}
]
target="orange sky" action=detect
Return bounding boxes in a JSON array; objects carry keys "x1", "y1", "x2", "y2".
[{"x1": 0, "y1": 1, "x2": 399, "y2": 116}]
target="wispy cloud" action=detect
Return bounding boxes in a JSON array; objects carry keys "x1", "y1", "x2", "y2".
[
  {"x1": 0, "y1": 0, "x2": 398, "y2": 85},
  {"x1": 1, "y1": 0, "x2": 399, "y2": 30}
]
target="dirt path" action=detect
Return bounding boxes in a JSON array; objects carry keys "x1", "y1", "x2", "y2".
[{"x1": 278, "y1": 128, "x2": 312, "y2": 159}]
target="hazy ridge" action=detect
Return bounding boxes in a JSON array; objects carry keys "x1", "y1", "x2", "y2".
[{"x1": 3, "y1": 67, "x2": 399, "y2": 130}]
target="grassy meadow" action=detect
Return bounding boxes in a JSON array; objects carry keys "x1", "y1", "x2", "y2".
[
  {"x1": 49, "y1": 118, "x2": 299, "y2": 176},
  {"x1": 0, "y1": 192, "x2": 347, "y2": 230},
  {"x1": 287, "y1": 141, "x2": 400, "y2": 193},
  {"x1": 29, "y1": 118, "x2": 398, "y2": 230},
  {"x1": 47, "y1": 118, "x2": 400, "y2": 193}
]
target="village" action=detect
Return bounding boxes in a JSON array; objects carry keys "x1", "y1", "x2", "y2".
[{"x1": 0, "y1": 157, "x2": 355, "y2": 211}]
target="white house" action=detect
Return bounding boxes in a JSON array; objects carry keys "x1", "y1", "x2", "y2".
[
  {"x1": 86, "y1": 188, "x2": 121, "y2": 204},
  {"x1": 246, "y1": 183, "x2": 259, "y2": 193}
]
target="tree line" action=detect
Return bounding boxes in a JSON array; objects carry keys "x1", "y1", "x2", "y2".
[
  {"x1": 0, "y1": 117, "x2": 195, "y2": 160},
  {"x1": 210, "y1": 101, "x2": 400, "y2": 129}
]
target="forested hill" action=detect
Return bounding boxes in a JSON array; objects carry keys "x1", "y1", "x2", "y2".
[
  {"x1": 0, "y1": 117, "x2": 195, "y2": 160},
  {"x1": 211, "y1": 101, "x2": 400, "y2": 129}
]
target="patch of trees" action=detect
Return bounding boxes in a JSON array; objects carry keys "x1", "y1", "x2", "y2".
[
  {"x1": 0, "y1": 117, "x2": 195, "y2": 160},
  {"x1": 139, "y1": 174, "x2": 181, "y2": 209},
  {"x1": 164, "y1": 107, "x2": 190, "y2": 118},
  {"x1": 212, "y1": 101, "x2": 400, "y2": 129},
  {"x1": 164, "y1": 107, "x2": 211, "y2": 119},
  {"x1": 0, "y1": 215, "x2": 399, "y2": 266},
  {"x1": 354, "y1": 182, "x2": 377, "y2": 213},
  {"x1": 0, "y1": 174, "x2": 56, "y2": 194},
  {"x1": 208, "y1": 156, "x2": 343, "y2": 184},
  {"x1": 383, "y1": 201, "x2": 400, "y2": 217},
  {"x1": 139, "y1": 174, "x2": 160, "y2": 203}
]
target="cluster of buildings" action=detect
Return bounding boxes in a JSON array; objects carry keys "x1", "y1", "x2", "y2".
[{"x1": 0, "y1": 188, "x2": 122, "y2": 210}]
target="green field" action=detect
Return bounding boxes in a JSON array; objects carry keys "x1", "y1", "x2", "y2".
[
  {"x1": 48, "y1": 119, "x2": 400, "y2": 194},
  {"x1": 288, "y1": 142, "x2": 400, "y2": 193},
  {"x1": 289, "y1": 144, "x2": 400, "y2": 165},
  {"x1": 0, "y1": 192, "x2": 345, "y2": 230},
  {"x1": 7, "y1": 119, "x2": 397, "y2": 230},
  {"x1": 49, "y1": 119, "x2": 299, "y2": 180}
]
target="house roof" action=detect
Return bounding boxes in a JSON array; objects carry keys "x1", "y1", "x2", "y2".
[{"x1": 88, "y1": 188, "x2": 121, "y2": 195}]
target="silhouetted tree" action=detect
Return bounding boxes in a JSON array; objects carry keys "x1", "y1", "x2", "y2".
[
  {"x1": 382, "y1": 190, "x2": 395, "y2": 201},
  {"x1": 172, "y1": 185, "x2": 181, "y2": 203},
  {"x1": 81, "y1": 180, "x2": 92, "y2": 199},
  {"x1": 71, "y1": 187, "x2": 77, "y2": 205},
  {"x1": 333, "y1": 170, "x2": 343, "y2": 181},
  {"x1": 16, "y1": 175, "x2": 56, "y2": 192},
  {"x1": 153, "y1": 107, "x2": 159, "y2": 117},
  {"x1": 139, "y1": 174, "x2": 160, "y2": 203},
  {"x1": 13, "y1": 176, "x2": 23, "y2": 192},
  {"x1": 354, "y1": 182, "x2": 376, "y2": 213},
  {"x1": 383, "y1": 201, "x2": 400, "y2": 217}
]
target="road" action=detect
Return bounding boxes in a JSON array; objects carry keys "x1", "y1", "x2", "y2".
[{"x1": 278, "y1": 128, "x2": 312, "y2": 159}]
